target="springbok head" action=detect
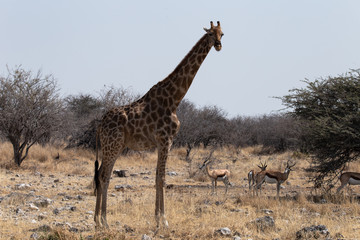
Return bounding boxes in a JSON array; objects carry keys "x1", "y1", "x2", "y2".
[
  {"x1": 285, "y1": 160, "x2": 296, "y2": 172},
  {"x1": 257, "y1": 161, "x2": 268, "y2": 171}
]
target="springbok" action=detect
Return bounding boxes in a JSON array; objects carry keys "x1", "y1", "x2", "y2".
[
  {"x1": 200, "y1": 158, "x2": 231, "y2": 194},
  {"x1": 254, "y1": 160, "x2": 296, "y2": 198},
  {"x1": 336, "y1": 172, "x2": 360, "y2": 194},
  {"x1": 248, "y1": 161, "x2": 268, "y2": 191}
]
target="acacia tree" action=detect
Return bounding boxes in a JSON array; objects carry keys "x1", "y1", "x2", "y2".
[
  {"x1": 0, "y1": 66, "x2": 63, "y2": 166},
  {"x1": 281, "y1": 70, "x2": 360, "y2": 188}
]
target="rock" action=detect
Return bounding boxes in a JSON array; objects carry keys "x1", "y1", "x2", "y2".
[
  {"x1": 62, "y1": 195, "x2": 73, "y2": 201},
  {"x1": 124, "y1": 224, "x2": 135, "y2": 233},
  {"x1": 38, "y1": 214, "x2": 46, "y2": 221},
  {"x1": 16, "y1": 208, "x2": 25, "y2": 215},
  {"x1": 113, "y1": 170, "x2": 127, "y2": 177},
  {"x1": 296, "y1": 225, "x2": 330, "y2": 239},
  {"x1": 30, "y1": 232, "x2": 39, "y2": 239},
  {"x1": 334, "y1": 232, "x2": 345, "y2": 239},
  {"x1": 29, "y1": 203, "x2": 39, "y2": 211},
  {"x1": 142, "y1": 234, "x2": 152, "y2": 240},
  {"x1": 115, "y1": 184, "x2": 132, "y2": 191},
  {"x1": 30, "y1": 224, "x2": 51, "y2": 232},
  {"x1": 53, "y1": 208, "x2": 60, "y2": 215},
  {"x1": 215, "y1": 201, "x2": 224, "y2": 206},
  {"x1": 167, "y1": 171, "x2": 177, "y2": 176},
  {"x1": 15, "y1": 183, "x2": 31, "y2": 190},
  {"x1": 254, "y1": 216, "x2": 275, "y2": 231},
  {"x1": 34, "y1": 198, "x2": 52, "y2": 208},
  {"x1": 261, "y1": 209, "x2": 273, "y2": 215},
  {"x1": 69, "y1": 227, "x2": 79, "y2": 233},
  {"x1": 215, "y1": 227, "x2": 232, "y2": 236}
]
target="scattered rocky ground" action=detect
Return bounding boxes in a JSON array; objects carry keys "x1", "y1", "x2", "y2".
[{"x1": 1, "y1": 155, "x2": 360, "y2": 239}]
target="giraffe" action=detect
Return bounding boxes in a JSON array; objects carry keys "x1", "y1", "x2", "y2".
[{"x1": 93, "y1": 21, "x2": 224, "y2": 229}]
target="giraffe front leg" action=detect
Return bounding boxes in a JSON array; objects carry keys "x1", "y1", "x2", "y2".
[
  {"x1": 154, "y1": 141, "x2": 171, "y2": 231},
  {"x1": 98, "y1": 156, "x2": 118, "y2": 229}
]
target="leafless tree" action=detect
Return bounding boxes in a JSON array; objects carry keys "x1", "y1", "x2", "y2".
[
  {"x1": 0, "y1": 66, "x2": 63, "y2": 166},
  {"x1": 65, "y1": 85, "x2": 140, "y2": 149}
]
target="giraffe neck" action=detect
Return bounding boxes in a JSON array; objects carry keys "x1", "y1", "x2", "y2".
[{"x1": 142, "y1": 33, "x2": 213, "y2": 110}]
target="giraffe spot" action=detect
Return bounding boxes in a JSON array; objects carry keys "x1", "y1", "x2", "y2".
[
  {"x1": 146, "y1": 115, "x2": 152, "y2": 124},
  {"x1": 165, "y1": 126, "x2": 171, "y2": 133},
  {"x1": 158, "y1": 107, "x2": 165, "y2": 116},
  {"x1": 108, "y1": 122, "x2": 117, "y2": 129},
  {"x1": 144, "y1": 94, "x2": 151, "y2": 102},
  {"x1": 151, "y1": 112, "x2": 158, "y2": 121},
  {"x1": 174, "y1": 90, "x2": 183, "y2": 100},
  {"x1": 143, "y1": 105, "x2": 151, "y2": 113},
  {"x1": 168, "y1": 85, "x2": 175, "y2": 94},
  {"x1": 156, "y1": 87, "x2": 162, "y2": 96},
  {"x1": 163, "y1": 98, "x2": 169, "y2": 107},
  {"x1": 150, "y1": 99, "x2": 156, "y2": 107},
  {"x1": 184, "y1": 64, "x2": 190, "y2": 73},
  {"x1": 191, "y1": 68, "x2": 197, "y2": 76},
  {"x1": 148, "y1": 123, "x2": 155, "y2": 132},
  {"x1": 111, "y1": 114, "x2": 119, "y2": 123},
  {"x1": 168, "y1": 98, "x2": 174, "y2": 107},
  {"x1": 157, "y1": 120, "x2": 164, "y2": 128},
  {"x1": 189, "y1": 54, "x2": 196, "y2": 64},
  {"x1": 157, "y1": 97, "x2": 164, "y2": 106},
  {"x1": 164, "y1": 116, "x2": 171, "y2": 124}
]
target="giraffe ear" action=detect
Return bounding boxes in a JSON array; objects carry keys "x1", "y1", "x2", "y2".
[{"x1": 203, "y1": 27, "x2": 210, "y2": 33}]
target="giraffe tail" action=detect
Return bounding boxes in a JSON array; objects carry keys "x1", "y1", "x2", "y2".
[{"x1": 93, "y1": 127, "x2": 100, "y2": 196}]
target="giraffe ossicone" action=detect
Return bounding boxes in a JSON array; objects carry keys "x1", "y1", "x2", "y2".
[{"x1": 93, "y1": 21, "x2": 224, "y2": 229}]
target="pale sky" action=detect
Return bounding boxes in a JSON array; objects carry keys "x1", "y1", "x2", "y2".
[{"x1": 1, "y1": 1, "x2": 360, "y2": 117}]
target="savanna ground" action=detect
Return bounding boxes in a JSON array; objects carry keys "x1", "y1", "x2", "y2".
[{"x1": 0, "y1": 142, "x2": 359, "y2": 239}]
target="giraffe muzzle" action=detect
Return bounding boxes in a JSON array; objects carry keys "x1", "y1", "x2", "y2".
[{"x1": 214, "y1": 41, "x2": 222, "y2": 51}]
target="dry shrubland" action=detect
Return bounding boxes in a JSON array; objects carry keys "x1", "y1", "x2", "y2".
[{"x1": 0, "y1": 142, "x2": 359, "y2": 239}]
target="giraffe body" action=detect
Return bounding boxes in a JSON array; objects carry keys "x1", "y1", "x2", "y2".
[{"x1": 94, "y1": 21, "x2": 224, "y2": 229}]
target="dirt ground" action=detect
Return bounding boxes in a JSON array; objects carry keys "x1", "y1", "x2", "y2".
[{"x1": 0, "y1": 144, "x2": 359, "y2": 239}]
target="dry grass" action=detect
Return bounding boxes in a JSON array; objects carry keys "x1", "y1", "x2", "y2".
[{"x1": 0, "y1": 143, "x2": 359, "y2": 239}]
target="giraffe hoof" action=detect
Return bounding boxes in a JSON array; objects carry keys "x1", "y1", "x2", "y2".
[{"x1": 163, "y1": 219, "x2": 169, "y2": 228}]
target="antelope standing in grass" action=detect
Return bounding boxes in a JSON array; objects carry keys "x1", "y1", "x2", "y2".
[
  {"x1": 336, "y1": 172, "x2": 360, "y2": 195},
  {"x1": 254, "y1": 160, "x2": 296, "y2": 198},
  {"x1": 248, "y1": 161, "x2": 268, "y2": 191},
  {"x1": 200, "y1": 158, "x2": 231, "y2": 194}
]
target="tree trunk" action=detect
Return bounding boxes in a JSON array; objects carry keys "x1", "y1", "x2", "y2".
[{"x1": 12, "y1": 140, "x2": 22, "y2": 166}]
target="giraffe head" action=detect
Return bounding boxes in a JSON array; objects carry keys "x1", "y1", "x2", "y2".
[{"x1": 203, "y1": 21, "x2": 224, "y2": 51}]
